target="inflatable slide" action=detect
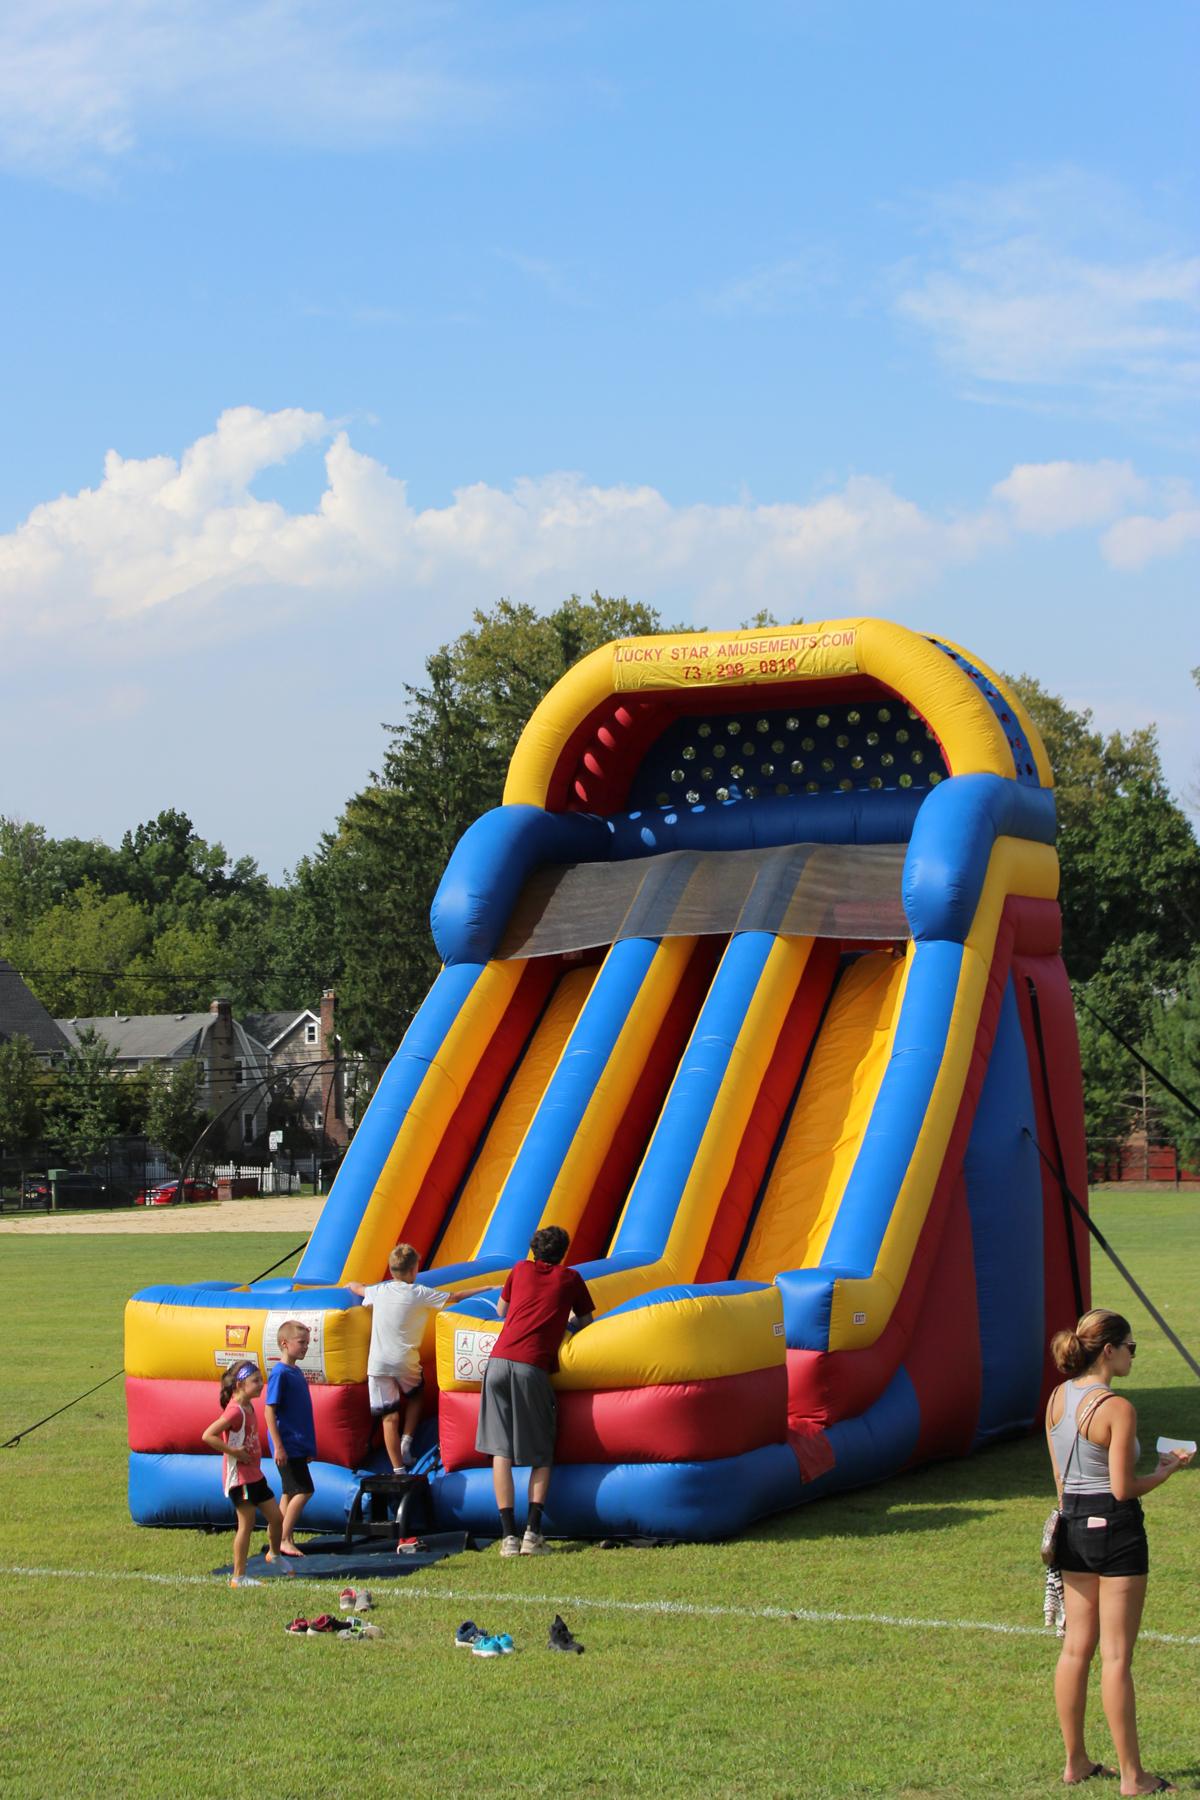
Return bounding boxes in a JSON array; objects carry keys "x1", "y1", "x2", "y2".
[{"x1": 126, "y1": 617, "x2": 1090, "y2": 1539}]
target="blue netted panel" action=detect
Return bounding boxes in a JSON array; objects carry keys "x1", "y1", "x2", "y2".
[
  {"x1": 927, "y1": 641, "x2": 1039, "y2": 786},
  {"x1": 627, "y1": 699, "x2": 949, "y2": 811}
]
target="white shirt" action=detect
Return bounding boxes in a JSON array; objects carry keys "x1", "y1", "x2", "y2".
[{"x1": 362, "y1": 1280, "x2": 450, "y2": 1380}]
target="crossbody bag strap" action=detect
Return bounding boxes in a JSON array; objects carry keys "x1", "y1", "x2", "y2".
[
  {"x1": 1049, "y1": 1381, "x2": 1102, "y2": 1498},
  {"x1": 1077, "y1": 1388, "x2": 1116, "y2": 1440},
  {"x1": 1059, "y1": 1422, "x2": 1081, "y2": 1491}
]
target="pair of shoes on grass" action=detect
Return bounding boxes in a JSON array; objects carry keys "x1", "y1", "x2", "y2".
[
  {"x1": 455, "y1": 1620, "x2": 514, "y2": 1656},
  {"x1": 499, "y1": 1529, "x2": 549, "y2": 1557},
  {"x1": 338, "y1": 1586, "x2": 373, "y2": 1612},
  {"x1": 287, "y1": 1614, "x2": 383, "y2": 1639},
  {"x1": 454, "y1": 1616, "x2": 583, "y2": 1655},
  {"x1": 338, "y1": 1616, "x2": 383, "y2": 1641}
]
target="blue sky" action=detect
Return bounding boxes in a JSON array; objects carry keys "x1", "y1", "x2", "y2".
[{"x1": 1, "y1": 1, "x2": 1196, "y2": 874}]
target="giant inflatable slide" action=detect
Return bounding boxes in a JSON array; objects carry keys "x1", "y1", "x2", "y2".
[{"x1": 126, "y1": 618, "x2": 1089, "y2": 1539}]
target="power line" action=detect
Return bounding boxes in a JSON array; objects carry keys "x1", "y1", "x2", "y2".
[{"x1": 8, "y1": 964, "x2": 344, "y2": 985}]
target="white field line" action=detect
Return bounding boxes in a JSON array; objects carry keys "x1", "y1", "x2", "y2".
[{"x1": 3, "y1": 1565, "x2": 1199, "y2": 1648}]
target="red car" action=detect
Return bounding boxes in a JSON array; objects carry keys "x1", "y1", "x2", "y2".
[{"x1": 133, "y1": 1179, "x2": 218, "y2": 1207}]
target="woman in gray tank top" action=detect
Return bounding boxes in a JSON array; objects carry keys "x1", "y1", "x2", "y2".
[{"x1": 1045, "y1": 1308, "x2": 1191, "y2": 1794}]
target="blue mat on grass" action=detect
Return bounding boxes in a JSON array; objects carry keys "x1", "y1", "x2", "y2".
[{"x1": 214, "y1": 1529, "x2": 475, "y2": 1581}]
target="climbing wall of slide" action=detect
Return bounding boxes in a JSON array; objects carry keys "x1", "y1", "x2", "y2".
[{"x1": 125, "y1": 618, "x2": 1089, "y2": 1539}]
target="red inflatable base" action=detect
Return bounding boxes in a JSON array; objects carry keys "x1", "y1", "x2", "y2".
[
  {"x1": 439, "y1": 1366, "x2": 788, "y2": 1471},
  {"x1": 125, "y1": 1376, "x2": 374, "y2": 1466}
]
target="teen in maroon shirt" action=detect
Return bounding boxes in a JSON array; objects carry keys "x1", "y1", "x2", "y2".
[{"x1": 475, "y1": 1226, "x2": 594, "y2": 1555}]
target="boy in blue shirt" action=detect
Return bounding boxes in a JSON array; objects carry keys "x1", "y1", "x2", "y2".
[{"x1": 264, "y1": 1319, "x2": 317, "y2": 1556}]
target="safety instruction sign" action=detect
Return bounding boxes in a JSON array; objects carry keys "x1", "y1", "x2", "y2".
[
  {"x1": 263, "y1": 1309, "x2": 329, "y2": 1383},
  {"x1": 454, "y1": 1328, "x2": 498, "y2": 1385}
]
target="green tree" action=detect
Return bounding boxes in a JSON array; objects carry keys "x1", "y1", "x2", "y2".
[
  {"x1": 0, "y1": 1034, "x2": 45, "y2": 1151},
  {"x1": 250, "y1": 855, "x2": 344, "y2": 1014},
  {"x1": 1009, "y1": 677, "x2": 1200, "y2": 982},
  {"x1": 1, "y1": 808, "x2": 280, "y2": 1019},
  {"x1": 1147, "y1": 952, "x2": 1200, "y2": 1171},
  {"x1": 13, "y1": 883, "x2": 153, "y2": 1017},
  {"x1": 115, "y1": 808, "x2": 268, "y2": 926},
  {"x1": 141, "y1": 1059, "x2": 211, "y2": 1172},
  {"x1": 0, "y1": 818, "x2": 122, "y2": 943},
  {"x1": 45, "y1": 1027, "x2": 123, "y2": 1165},
  {"x1": 1010, "y1": 677, "x2": 1200, "y2": 1155}
]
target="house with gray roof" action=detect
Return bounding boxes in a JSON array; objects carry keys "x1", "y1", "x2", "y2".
[
  {"x1": 57, "y1": 999, "x2": 269, "y2": 1151},
  {"x1": 0, "y1": 959, "x2": 71, "y2": 1062}
]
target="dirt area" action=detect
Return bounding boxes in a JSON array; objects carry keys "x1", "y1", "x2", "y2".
[{"x1": 0, "y1": 1196, "x2": 324, "y2": 1236}]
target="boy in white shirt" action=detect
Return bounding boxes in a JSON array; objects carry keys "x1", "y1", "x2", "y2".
[{"x1": 348, "y1": 1244, "x2": 463, "y2": 1470}]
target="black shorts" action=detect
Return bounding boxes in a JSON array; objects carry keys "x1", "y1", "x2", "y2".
[
  {"x1": 229, "y1": 1477, "x2": 273, "y2": 1508},
  {"x1": 1058, "y1": 1493, "x2": 1149, "y2": 1577},
  {"x1": 279, "y1": 1457, "x2": 314, "y2": 1497}
]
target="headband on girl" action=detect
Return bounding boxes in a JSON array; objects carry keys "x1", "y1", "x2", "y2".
[{"x1": 232, "y1": 1361, "x2": 259, "y2": 1383}]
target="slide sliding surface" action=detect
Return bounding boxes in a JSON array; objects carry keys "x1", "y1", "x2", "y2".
[
  {"x1": 562, "y1": 931, "x2": 838, "y2": 1313},
  {"x1": 295, "y1": 957, "x2": 557, "y2": 1286},
  {"x1": 428, "y1": 962, "x2": 598, "y2": 1268},
  {"x1": 425, "y1": 932, "x2": 720, "y2": 1285},
  {"x1": 737, "y1": 949, "x2": 907, "y2": 1282}
]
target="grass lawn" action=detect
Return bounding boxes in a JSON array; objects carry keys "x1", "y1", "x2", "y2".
[{"x1": 1, "y1": 1196, "x2": 1197, "y2": 1798}]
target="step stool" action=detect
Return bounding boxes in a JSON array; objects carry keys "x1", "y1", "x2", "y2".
[{"x1": 344, "y1": 1472, "x2": 432, "y2": 1546}]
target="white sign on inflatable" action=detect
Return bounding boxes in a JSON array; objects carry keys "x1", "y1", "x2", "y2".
[
  {"x1": 454, "y1": 1328, "x2": 498, "y2": 1385},
  {"x1": 263, "y1": 1310, "x2": 328, "y2": 1382}
]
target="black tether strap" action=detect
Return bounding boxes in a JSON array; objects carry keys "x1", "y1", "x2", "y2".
[
  {"x1": 1074, "y1": 990, "x2": 1200, "y2": 1125},
  {"x1": 2, "y1": 1238, "x2": 308, "y2": 1450},
  {"x1": 1024, "y1": 1128, "x2": 1200, "y2": 1385},
  {"x1": 1024, "y1": 975, "x2": 1085, "y2": 1317}
]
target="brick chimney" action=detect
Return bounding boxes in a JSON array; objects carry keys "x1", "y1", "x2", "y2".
[
  {"x1": 319, "y1": 989, "x2": 348, "y2": 1147},
  {"x1": 206, "y1": 997, "x2": 237, "y2": 1144}
]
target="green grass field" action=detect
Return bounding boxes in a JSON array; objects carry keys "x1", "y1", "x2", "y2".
[{"x1": 1, "y1": 1197, "x2": 1197, "y2": 1799}]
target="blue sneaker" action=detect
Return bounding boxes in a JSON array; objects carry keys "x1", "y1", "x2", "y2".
[
  {"x1": 471, "y1": 1635, "x2": 504, "y2": 1658},
  {"x1": 455, "y1": 1621, "x2": 486, "y2": 1649},
  {"x1": 494, "y1": 1633, "x2": 515, "y2": 1654}
]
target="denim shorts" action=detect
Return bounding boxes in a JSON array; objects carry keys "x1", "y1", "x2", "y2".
[{"x1": 1058, "y1": 1492, "x2": 1149, "y2": 1577}]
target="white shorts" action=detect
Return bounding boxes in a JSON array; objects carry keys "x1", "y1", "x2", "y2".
[{"x1": 368, "y1": 1372, "x2": 423, "y2": 1416}]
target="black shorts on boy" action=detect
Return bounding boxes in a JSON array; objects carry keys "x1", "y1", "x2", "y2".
[{"x1": 279, "y1": 1457, "x2": 315, "y2": 1497}]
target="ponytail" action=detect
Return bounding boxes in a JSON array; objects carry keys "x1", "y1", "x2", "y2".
[{"x1": 1051, "y1": 1309, "x2": 1131, "y2": 1376}]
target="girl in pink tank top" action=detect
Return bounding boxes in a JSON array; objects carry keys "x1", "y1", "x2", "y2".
[{"x1": 201, "y1": 1361, "x2": 290, "y2": 1588}]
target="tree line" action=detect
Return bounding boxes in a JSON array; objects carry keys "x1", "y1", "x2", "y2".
[{"x1": 1, "y1": 595, "x2": 1198, "y2": 1172}]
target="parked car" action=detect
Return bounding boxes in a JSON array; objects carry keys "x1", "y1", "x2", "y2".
[
  {"x1": 133, "y1": 1178, "x2": 218, "y2": 1207},
  {"x1": 22, "y1": 1173, "x2": 51, "y2": 1204}
]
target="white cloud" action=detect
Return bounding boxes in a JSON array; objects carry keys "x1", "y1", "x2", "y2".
[
  {"x1": 0, "y1": 2, "x2": 489, "y2": 181},
  {"x1": 992, "y1": 460, "x2": 1148, "y2": 534},
  {"x1": 2, "y1": 414, "x2": 1197, "y2": 663},
  {"x1": 895, "y1": 171, "x2": 1200, "y2": 416},
  {"x1": 0, "y1": 407, "x2": 1003, "y2": 651},
  {"x1": 1102, "y1": 506, "x2": 1200, "y2": 570}
]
